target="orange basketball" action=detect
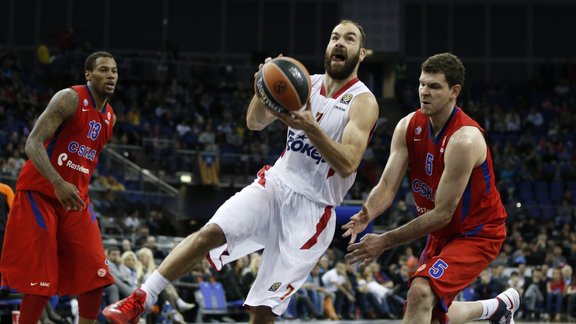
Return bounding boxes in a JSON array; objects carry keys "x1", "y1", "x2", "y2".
[{"x1": 254, "y1": 57, "x2": 311, "y2": 113}]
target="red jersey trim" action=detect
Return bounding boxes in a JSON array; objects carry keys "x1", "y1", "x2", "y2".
[
  {"x1": 300, "y1": 206, "x2": 333, "y2": 249},
  {"x1": 320, "y1": 77, "x2": 360, "y2": 99}
]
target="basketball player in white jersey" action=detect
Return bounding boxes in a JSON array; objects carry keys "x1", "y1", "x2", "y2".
[{"x1": 104, "y1": 19, "x2": 379, "y2": 324}]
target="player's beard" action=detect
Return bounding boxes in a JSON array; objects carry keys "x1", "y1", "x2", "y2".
[{"x1": 324, "y1": 48, "x2": 360, "y2": 80}]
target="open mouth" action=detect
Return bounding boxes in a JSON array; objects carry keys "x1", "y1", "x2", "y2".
[{"x1": 331, "y1": 49, "x2": 347, "y2": 63}]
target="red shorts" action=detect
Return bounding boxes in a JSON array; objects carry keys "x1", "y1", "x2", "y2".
[
  {"x1": 411, "y1": 224, "x2": 505, "y2": 324},
  {"x1": 0, "y1": 191, "x2": 114, "y2": 296}
]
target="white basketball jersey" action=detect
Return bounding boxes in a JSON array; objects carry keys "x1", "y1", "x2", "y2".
[{"x1": 268, "y1": 74, "x2": 373, "y2": 206}]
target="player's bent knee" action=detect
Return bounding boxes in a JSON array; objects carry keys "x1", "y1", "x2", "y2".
[
  {"x1": 250, "y1": 305, "x2": 275, "y2": 318},
  {"x1": 407, "y1": 278, "x2": 436, "y2": 308}
]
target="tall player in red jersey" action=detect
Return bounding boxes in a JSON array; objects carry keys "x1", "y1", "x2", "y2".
[
  {"x1": 0, "y1": 51, "x2": 117, "y2": 324},
  {"x1": 343, "y1": 53, "x2": 520, "y2": 324}
]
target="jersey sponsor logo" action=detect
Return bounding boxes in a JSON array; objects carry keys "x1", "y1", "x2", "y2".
[
  {"x1": 57, "y1": 152, "x2": 89, "y2": 174},
  {"x1": 285, "y1": 130, "x2": 326, "y2": 165},
  {"x1": 412, "y1": 179, "x2": 435, "y2": 202},
  {"x1": 417, "y1": 264, "x2": 426, "y2": 272},
  {"x1": 332, "y1": 105, "x2": 346, "y2": 111},
  {"x1": 82, "y1": 108, "x2": 90, "y2": 112},
  {"x1": 67, "y1": 141, "x2": 97, "y2": 161},
  {"x1": 268, "y1": 282, "x2": 281, "y2": 292},
  {"x1": 57, "y1": 153, "x2": 68, "y2": 166},
  {"x1": 340, "y1": 93, "x2": 353, "y2": 104}
]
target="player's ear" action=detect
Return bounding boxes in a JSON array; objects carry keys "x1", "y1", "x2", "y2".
[
  {"x1": 359, "y1": 48, "x2": 367, "y2": 63},
  {"x1": 85, "y1": 70, "x2": 91, "y2": 82},
  {"x1": 451, "y1": 84, "x2": 461, "y2": 99}
]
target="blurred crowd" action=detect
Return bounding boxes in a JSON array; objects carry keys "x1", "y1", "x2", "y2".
[{"x1": 1, "y1": 48, "x2": 576, "y2": 321}]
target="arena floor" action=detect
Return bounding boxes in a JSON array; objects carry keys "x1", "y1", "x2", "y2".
[{"x1": 227, "y1": 320, "x2": 574, "y2": 324}]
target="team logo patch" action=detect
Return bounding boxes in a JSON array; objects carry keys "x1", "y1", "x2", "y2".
[
  {"x1": 417, "y1": 264, "x2": 426, "y2": 272},
  {"x1": 97, "y1": 268, "x2": 107, "y2": 277},
  {"x1": 268, "y1": 282, "x2": 282, "y2": 292},
  {"x1": 340, "y1": 93, "x2": 353, "y2": 104},
  {"x1": 83, "y1": 99, "x2": 89, "y2": 107},
  {"x1": 415, "y1": 126, "x2": 422, "y2": 135}
]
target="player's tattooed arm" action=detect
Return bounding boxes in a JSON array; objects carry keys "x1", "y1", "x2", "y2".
[{"x1": 25, "y1": 89, "x2": 78, "y2": 185}]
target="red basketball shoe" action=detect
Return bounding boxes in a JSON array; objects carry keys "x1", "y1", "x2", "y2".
[{"x1": 103, "y1": 288, "x2": 147, "y2": 324}]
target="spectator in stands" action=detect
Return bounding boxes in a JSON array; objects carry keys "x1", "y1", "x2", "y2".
[
  {"x1": 544, "y1": 267, "x2": 566, "y2": 321},
  {"x1": 121, "y1": 251, "x2": 141, "y2": 291},
  {"x1": 508, "y1": 271, "x2": 524, "y2": 297},
  {"x1": 121, "y1": 208, "x2": 141, "y2": 233},
  {"x1": 523, "y1": 266, "x2": 546, "y2": 320},
  {"x1": 359, "y1": 264, "x2": 399, "y2": 319},
  {"x1": 108, "y1": 247, "x2": 136, "y2": 299},
  {"x1": 551, "y1": 245, "x2": 567, "y2": 269},
  {"x1": 566, "y1": 266, "x2": 576, "y2": 321},
  {"x1": 474, "y1": 269, "x2": 504, "y2": 300},
  {"x1": 146, "y1": 209, "x2": 175, "y2": 237},
  {"x1": 121, "y1": 239, "x2": 132, "y2": 253},
  {"x1": 301, "y1": 263, "x2": 337, "y2": 320},
  {"x1": 218, "y1": 257, "x2": 246, "y2": 303},
  {"x1": 322, "y1": 261, "x2": 355, "y2": 319}
]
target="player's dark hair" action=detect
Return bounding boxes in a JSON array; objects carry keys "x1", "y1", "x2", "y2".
[
  {"x1": 340, "y1": 19, "x2": 366, "y2": 48},
  {"x1": 84, "y1": 51, "x2": 115, "y2": 72},
  {"x1": 421, "y1": 53, "x2": 466, "y2": 88}
]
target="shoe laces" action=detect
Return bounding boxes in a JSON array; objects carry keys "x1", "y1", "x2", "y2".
[{"x1": 117, "y1": 294, "x2": 144, "y2": 315}]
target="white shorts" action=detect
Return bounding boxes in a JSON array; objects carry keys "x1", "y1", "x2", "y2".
[{"x1": 207, "y1": 167, "x2": 336, "y2": 315}]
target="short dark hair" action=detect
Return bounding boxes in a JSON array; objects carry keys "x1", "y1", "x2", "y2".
[
  {"x1": 340, "y1": 19, "x2": 366, "y2": 48},
  {"x1": 108, "y1": 246, "x2": 121, "y2": 254},
  {"x1": 84, "y1": 51, "x2": 115, "y2": 72},
  {"x1": 421, "y1": 53, "x2": 465, "y2": 88}
]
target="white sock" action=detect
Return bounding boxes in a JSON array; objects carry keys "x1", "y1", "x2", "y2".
[
  {"x1": 478, "y1": 298, "x2": 500, "y2": 319},
  {"x1": 141, "y1": 270, "x2": 170, "y2": 309},
  {"x1": 176, "y1": 298, "x2": 188, "y2": 309}
]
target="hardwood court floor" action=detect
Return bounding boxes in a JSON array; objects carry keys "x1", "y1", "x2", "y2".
[{"x1": 251, "y1": 320, "x2": 576, "y2": 324}]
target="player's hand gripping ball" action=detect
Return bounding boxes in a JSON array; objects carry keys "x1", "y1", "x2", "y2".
[{"x1": 254, "y1": 57, "x2": 311, "y2": 114}]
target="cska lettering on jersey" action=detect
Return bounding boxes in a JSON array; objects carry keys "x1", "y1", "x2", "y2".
[
  {"x1": 412, "y1": 178, "x2": 435, "y2": 202},
  {"x1": 67, "y1": 141, "x2": 97, "y2": 161},
  {"x1": 285, "y1": 130, "x2": 326, "y2": 165}
]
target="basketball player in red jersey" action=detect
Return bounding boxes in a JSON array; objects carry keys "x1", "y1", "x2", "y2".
[
  {"x1": 343, "y1": 53, "x2": 520, "y2": 324},
  {"x1": 0, "y1": 51, "x2": 117, "y2": 324}
]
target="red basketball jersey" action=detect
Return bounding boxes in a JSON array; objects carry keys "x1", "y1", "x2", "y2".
[
  {"x1": 17, "y1": 85, "x2": 114, "y2": 200},
  {"x1": 405, "y1": 107, "x2": 506, "y2": 239}
]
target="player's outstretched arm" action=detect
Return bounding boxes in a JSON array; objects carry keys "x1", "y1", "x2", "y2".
[
  {"x1": 246, "y1": 94, "x2": 277, "y2": 131},
  {"x1": 346, "y1": 126, "x2": 486, "y2": 265},
  {"x1": 342, "y1": 113, "x2": 411, "y2": 244}
]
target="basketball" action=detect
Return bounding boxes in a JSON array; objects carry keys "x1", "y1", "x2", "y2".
[{"x1": 254, "y1": 57, "x2": 311, "y2": 114}]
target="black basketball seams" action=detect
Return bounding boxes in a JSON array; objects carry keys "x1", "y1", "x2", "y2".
[{"x1": 271, "y1": 59, "x2": 310, "y2": 107}]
